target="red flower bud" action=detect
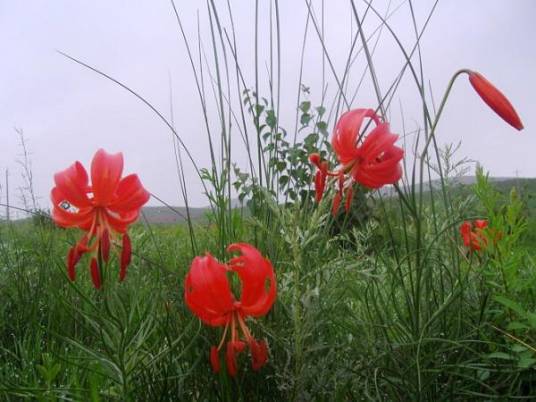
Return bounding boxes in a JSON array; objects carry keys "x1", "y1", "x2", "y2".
[{"x1": 468, "y1": 71, "x2": 523, "y2": 131}]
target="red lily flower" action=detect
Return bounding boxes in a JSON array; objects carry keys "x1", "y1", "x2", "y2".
[
  {"x1": 467, "y1": 71, "x2": 523, "y2": 131},
  {"x1": 460, "y1": 219, "x2": 488, "y2": 252},
  {"x1": 310, "y1": 108, "x2": 403, "y2": 215},
  {"x1": 51, "y1": 149, "x2": 150, "y2": 288},
  {"x1": 184, "y1": 243, "x2": 276, "y2": 376}
]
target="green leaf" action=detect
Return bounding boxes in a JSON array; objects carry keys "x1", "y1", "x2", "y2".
[
  {"x1": 493, "y1": 295, "x2": 526, "y2": 317},
  {"x1": 316, "y1": 121, "x2": 328, "y2": 133},
  {"x1": 266, "y1": 110, "x2": 277, "y2": 128},
  {"x1": 300, "y1": 113, "x2": 311, "y2": 126},
  {"x1": 304, "y1": 133, "x2": 319, "y2": 146},
  {"x1": 507, "y1": 321, "x2": 530, "y2": 331},
  {"x1": 518, "y1": 356, "x2": 536, "y2": 369},
  {"x1": 487, "y1": 352, "x2": 515, "y2": 360},
  {"x1": 300, "y1": 101, "x2": 311, "y2": 113},
  {"x1": 255, "y1": 104, "x2": 265, "y2": 116},
  {"x1": 477, "y1": 369, "x2": 490, "y2": 381},
  {"x1": 511, "y1": 344, "x2": 528, "y2": 353}
]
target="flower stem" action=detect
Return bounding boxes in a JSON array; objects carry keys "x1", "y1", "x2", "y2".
[{"x1": 420, "y1": 69, "x2": 469, "y2": 159}]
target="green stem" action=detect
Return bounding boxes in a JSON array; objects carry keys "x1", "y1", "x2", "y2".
[{"x1": 420, "y1": 69, "x2": 469, "y2": 159}]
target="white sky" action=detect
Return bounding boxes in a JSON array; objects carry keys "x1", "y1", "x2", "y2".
[{"x1": 1, "y1": 1, "x2": 535, "y2": 216}]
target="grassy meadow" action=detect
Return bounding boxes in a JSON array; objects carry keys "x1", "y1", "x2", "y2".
[
  {"x1": 1, "y1": 1, "x2": 534, "y2": 401},
  {"x1": 1, "y1": 174, "x2": 535, "y2": 401}
]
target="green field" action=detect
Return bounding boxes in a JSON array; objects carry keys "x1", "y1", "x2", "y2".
[{"x1": 1, "y1": 173, "x2": 535, "y2": 401}]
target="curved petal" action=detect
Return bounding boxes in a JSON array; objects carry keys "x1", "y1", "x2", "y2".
[
  {"x1": 90, "y1": 149, "x2": 124, "y2": 205},
  {"x1": 67, "y1": 246, "x2": 80, "y2": 281},
  {"x1": 250, "y1": 339, "x2": 268, "y2": 371},
  {"x1": 210, "y1": 346, "x2": 221, "y2": 373},
  {"x1": 184, "y1": 254, "x2": 234, "y2": 327},
  {"x1": 108, "y1": 174, "x2": 150, "y2": 213},
  {"x1": 51, "y1": 188, "x2": 94, "y2": 229},
  {"x1": 53, "y1": 161, "x2": 91, "y2": 208},
  {"x1": 459, "y1": 221, "x2": 473, "y2": 247},
  {"x1": 332, "y1": 109, "x2": 380, "y2": 165},
  {"x1": 119, "y1": 233, "x2": 132, "y2": 281},
  {"x1": 474, "y1": 219, "x2": 488, "y2": 229},
  {"x1": 90, "y1": 257, "x2": 102, "y2": 290},
  {"x1": 351, "y1": 125, "x2": 404, "y2": 189},
  {"x1": 359, "y1": 123, "x2": 398, "y2": 159},
  {"x1": 51, "y1": 206, "x2": 94, "y2": 229},
  {"x1": 227, "y1": 243, "x2": 277, "y2": 317},
  {"x1": 103, "y1": 209, "x2": 140, "y2": 233},
  {"x1": 225, "y1": 342, "x2": 239, "y2": 377},
  {"x1": 353, "y1": 158, "x2": 403, "y2": 189}
]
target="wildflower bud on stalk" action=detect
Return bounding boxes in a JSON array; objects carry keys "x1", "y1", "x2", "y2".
[{"x1": 467, "y1": 71, "x2": 523, "y2": 130}]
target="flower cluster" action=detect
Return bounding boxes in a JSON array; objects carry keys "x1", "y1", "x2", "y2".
[
  {"x1": 49, "y1": 67, "x2": 523, "y2": 377},
  {"x1": 184, "y1": 243, "x2": 277, "y2": 376},
  {"x1": 460, "y1": 220, "x2": 488, "y2": 252}
]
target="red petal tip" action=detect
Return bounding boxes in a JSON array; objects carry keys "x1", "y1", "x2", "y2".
[
  {"x1": 210, "y1": 346, "x2": 221, "y2": 373},
  {"x1": 309, "y1": 153, "x2": 321, "y2": 167},
  {"x1": 250, "y1": 339, "x2": 269, "y2": 371},
  {"x1": 119, "y1": 233, "x2": 132, "y2": 282},
  {"x1": 225, "y1": 342, "x2": 238, "y2": 377},
  {"x1": 67, "y1": 247, "x2": 78, "y2": 281},
  {"x1": 332, "y1": 193, "x2": 342, "y2": 216},
  {"x1": 101, "y1": 229, "x2": 110, "y2": 263},
  {"x1": 90, "y1": 258, "x2": 102, "y2": 289},
  {"x1": 344, "y1": 187, "x2": 354, "y2": 213}
]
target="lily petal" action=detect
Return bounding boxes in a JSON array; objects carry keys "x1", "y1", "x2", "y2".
[
  {"x1": 184, "y1": 254, "x2": 234, "y2": 326},
  {"x1": 109, "y1": 174, "x2": 150, "y2": 213},
  {"x1": 227, "y1": 243, "x2": 277, "y2": 317},
  {"x1": 53, "y1": 161, "x2": 91, "y2": 208},
  {"x1": 90, "y1": 149, "x2": 124, "y2": 205},
  {"x1": 332, "y1": 109, "x2": 380, "y2": 165}
]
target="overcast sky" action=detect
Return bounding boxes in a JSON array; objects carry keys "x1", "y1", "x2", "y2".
[{"x1": 1, "y1": 1, "x2": 534, "y2": 216}]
